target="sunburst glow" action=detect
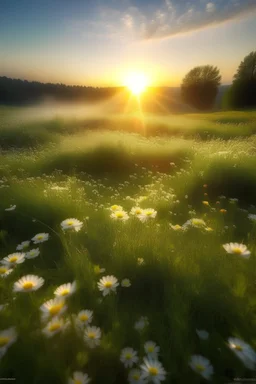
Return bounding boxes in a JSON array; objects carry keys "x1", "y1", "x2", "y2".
[{"x1": 125, "y1": 73, "x2": 148, "y2": 95}]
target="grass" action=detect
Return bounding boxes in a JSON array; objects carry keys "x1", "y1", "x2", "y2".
[{"x1": 1, "y1": 105, "x2": 256, "y2": 383}]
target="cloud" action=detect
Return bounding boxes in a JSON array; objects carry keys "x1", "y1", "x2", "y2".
[{"x1": 206, "y1": 2, "x2": 216, "y2": 13}]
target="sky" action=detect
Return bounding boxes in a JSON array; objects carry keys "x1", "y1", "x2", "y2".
[{"x1": 1, "y1": 0, "x2": 256, "y2": 87}]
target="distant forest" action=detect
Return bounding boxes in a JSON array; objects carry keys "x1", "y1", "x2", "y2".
[{"x1": 0, "y1": 76, "x2": 122, "y2": 105}]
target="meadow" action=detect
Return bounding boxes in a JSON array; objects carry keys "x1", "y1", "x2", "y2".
[{"x1": 1, "y1": 105, "x2": 256, "y2": 383}]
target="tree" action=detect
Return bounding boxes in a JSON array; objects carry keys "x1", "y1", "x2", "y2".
[
  {"x1": 223, "y1": 51, "x2": 256, "y2": 109},
  {"x1": 181, "y1": 65, "x2": 221, "y2": 110}
]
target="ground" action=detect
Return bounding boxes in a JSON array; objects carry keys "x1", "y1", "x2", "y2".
[{"x1": 0, "y1": 106, "x2": 256, "y2": 383}]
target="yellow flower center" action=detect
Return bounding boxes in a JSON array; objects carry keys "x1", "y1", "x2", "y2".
[
  {"x1": 146, "y1": 211, "x2": 153, "y2": 216},
  {"x1": 9, "y1": 257, "x2": 18, "y2": 263},
  {"x1": 22, "y1": 282, "x2": 34, "y2": 290},
  {"x1": 60, "y1": 289, "x2": 70, "y2": 296},
  {"x1": 0, "y1": 336, "x2": 10, "y2": 347},
  {"x1": 132, "y1": 374, "x2": 140, "y2": 380},
  {"x1": 74, "y1": 380, "x2": 82, "y2": 384},
  {"x1": 49, "y1": 304, "x2": 63, "y2": 315},
  {"x1": 79, "y1": 314, "x2": 88, "y2": 322},
  {"x1": 67, "y1": 221, "x2": 74, "y2": 226},
  {"x1": 104, "y1": 282, "x2": 113, "y2": 288},
  {"x1": 37, "y1": 236, "x2": 43, "y2": 240},
  {"x1": 88, "y1": 332, "x2": 96, "y2": 339},
  {"x1": 195, "y1": 364, "x2": 205, "y2": 372},
  {"x1": 0, "y1": 267, "x2": 8, "y2": 274},
  {"x1": 135, "y1": 209, "x2": 142, "y2": 214},
  {"x1": 148, "y1": 346, "x2": 154, "y2": 352},
  {"x1": 235, "y1": 345, "x2": 243, "y2": 351},
  {"x1": 111, "y1": 205, "x2": 119, "y2": 211},
  {"x1": 233, "y1": 248, "x2": 242, "y2": 254},
  {"x1": 116, "y1": 212, "x2": 124, "y2": 218},
  {"x1": 125, "y1": 353, "x2": 132, "y2": 360},
  {"x1": 49, "y1": 323, "x2": 61, "y2": 332},
  {"x1": 149, "y1": 367, "x2": 158, "y2": 376}
]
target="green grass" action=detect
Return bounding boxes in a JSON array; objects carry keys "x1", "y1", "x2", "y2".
[{"x1": 1, "y1": 106, "x2": 256, "y2": 383}]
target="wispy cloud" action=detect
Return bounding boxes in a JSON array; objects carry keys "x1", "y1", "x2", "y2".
[{"x1": 87, "y1": 0, "x2": 256, "y2": 42}]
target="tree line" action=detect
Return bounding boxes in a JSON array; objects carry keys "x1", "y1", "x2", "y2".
[{"x1": 181, "y1": 51, "x2": 256, "y2": 110}]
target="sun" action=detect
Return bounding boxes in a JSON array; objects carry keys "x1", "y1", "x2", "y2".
[{"x1": 125, "y1": 73, "x2": 148, "y2": 95}]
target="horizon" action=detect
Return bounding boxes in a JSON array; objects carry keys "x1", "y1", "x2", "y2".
[{"x1": 1, "y1": 0, "x2": 256, "y2": 87}]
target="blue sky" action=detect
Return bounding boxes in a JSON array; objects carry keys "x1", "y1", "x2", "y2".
[{"x1": 1, "y1": 0, "x2": 256, "y2": 86}]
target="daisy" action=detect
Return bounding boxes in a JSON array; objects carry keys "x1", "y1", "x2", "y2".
[
  {"x1": 31, "y1": 233, "x2": 49, "y2": 244},
  {"x1": 26, "y1": 248, "x2": 40, "y2": 259},
  {"x1": 134, "y1": 317, "x2": 149, "y2": 331},
  {"x1": 183, "y1": 218, "x2": 206, "y2": 229},
  {"x1": 68, "y1": 371, "x2": 91, "y2": 384},
  {"x1": 223, "y1": 243, "x2": 251, "y2": 258},
  {"x1": 94, "y1": 265, "x2": 105, "y2": 275},
  {"x1": 228, "y1": 337, "x2": 256, "y2": 370},
  {"x1": 189, "y1": 355, "x2": 214, "y2": 380},
  {"x1": 61, "y1": 218, "x2": 83, "y2": 232},
  {"x1": 140, "y1": 357, "x2": 166, "y2": 383},
  {"x1": 0, "y1": 266, "x2": 13, "y2": 278},
  {"x1": 196, "y1": 329, "x2": 209, "y2": 340},
  {"x1": 84, "y1": 326, "x2": 101, "y2": 348},
  {"x1": 40, "y1": 297, "x2": 67, "y2": 320},
  {"x1": 121, "y1": 279, "x2": 131, "y2": 287},
  {"x1": 137, "y1": 258, "x2": 145, "y2": 266},
  {"x1": 169, "y1": 224, "x2": 184, "y2": 231},
  {"x1": 138, "y1": 209, "x2": 157, "y2": 223},
  {"x1": 54, "y1": 282, "x2": 76, "y2": 298},
  {"x1": 130, "y1": 207, "x2": 144, "y2": 216},
  {"x1": 42, "y1": 317, "x2": 64, "y2": 337},
  {"x1": 128, "y1": 369, "x2": 145, "y2": 384},
  {"x1": 13, "y1": 275, "x2": 44, "y2": 292},
  {"x1": 97, "y1": 275, "x2": 119, "y2": 296},
  {"x1": 1, "y1": 253, "x2": 25, "y2": 267},
  {"x1": 202, "y1": 201, "x2": 210, "y2": 206},
  {"x1": 0, "y1": 327, "x2": 17, "y2": 351},
  {"x1": 16, "y1": 241, "x2": 30, "y2": 251},
  {"x1": 144, "y1": 341, "x2": 160, "y2": 359},
  {"x1": 110, "y1": 210, "x2": 129, "y2": 221},
  {"x1": 120, "y1": 347, "x2": 139, "y2": 368},
  {"x1": 5, "y1": 205, "x2": 16, "y2": 211},
  {"x1": 110, "y1": 205, "x2": 123, "y2": 212},
  {"x1": 248, "y1": 214, "x2": 256, "y2": 222},
  {"x1": 76, "y1": 310, "x2": 93, "y2": 328}
]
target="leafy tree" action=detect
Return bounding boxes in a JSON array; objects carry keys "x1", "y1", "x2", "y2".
[
  {"x1": 181, "y1": 65, "x2": 221, "y2": 110},
  {"x1": 222, "y1": 51, "x2": 256, "y2": 109}
]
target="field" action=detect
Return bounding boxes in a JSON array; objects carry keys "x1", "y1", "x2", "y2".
[{"x1": 1, "y1": 105, "x2": 256, "y2": 383}]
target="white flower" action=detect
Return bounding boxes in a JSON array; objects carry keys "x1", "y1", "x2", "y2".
[
  {"x1": 110, "y1": 205, "x2": 123, "y2": 212},
  {"x1": 68, "y1": 371, "x2": 91, "y2": 384},
  {"x1": 121, "y1": 279, "x2": 131, "y2": 287},
  {"x1": 128, "y1": 369, "x2": 145, "y2": 384},
  {"x1": 144, "y1": 341, "x2": 160, "y2": 358},
  {"x1": 228, "y1": 337, "x2": 256, "y2": 370},
  {"x1": 42, "y1": 317, "x2": 65, "y2": 337},
  {"x1": 1, "y1": 253, "x2": 25, "y2": 267},
  {"x1": 40, "y1": 297, "x2": 67, "y2": 320},
  {"x1": 13, "y1": 275, "x2": 44, "y2": 292},
  {"x1": 120, "y1": 347, "x2": 139, "y2": 368},
  {"x1": 16, "y1": 241, "x2": 30, "y2": 251},
  {"x1": 140, "y1": 357, "x2": 166, "y2": 383},
  {"x1": 31, "y1": 233, "x2": 49, "y2": 244},
  {"x1": 84, "y1": 326, "x2": 101, "y2": 348},
  {"x1": 189, "y1": 355, "x2": 214, "y2": 380},
  {"x1": 110, "y1": 210, "x2": 129, "y2": 221},
  {"x1": 138, "y1": 209, "x2": 157, "y2": 223},
  {"x1": 223, "y1": 243, "x2": 251, "y2": 258},
  {"x1": 248, "y1": 214, "x2": 256, "y2": 222},
  {"x1": 196, "y1": 329, "x2": 209, "y2": 340},
  {"x1": 94, "y1": 265, "x2": 105, "y2": 275},
  {"x1": 0, "y1": 327, "x2": 17, "y2": 351},
  {"x1": 183, "y1": 218, "x2": 206, "y2": 229},
  {"x1": 76, "y1": 310, "x2": 93, "y2": 328},
  {"x1": 54, "y1": 282, "x2": 76, "y2": 298},
  {"x1": 137, "y1": 258, "x2": 145, "y2": 266},
  {"x1": 97, "y1": 275, "x2": 119, "y2": 296},
  {"x1": 134, "y1": 317, "x2": 149, "y2": 331},
  {"x1": 61, "y1": 218, "x2": 83, "y2": 232},
  {"x1": 130, "y1": 207, "x2": 144, "y2": 216},
  {"x1": 26, "y1": 248, "x2": 40, "y2": 259},
  {"x1": 0, "y1": 266, "x2": 13, "y2": 278},
  {"x1": 5, "y1": 205, "x2": 16, "y2": 211}
]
